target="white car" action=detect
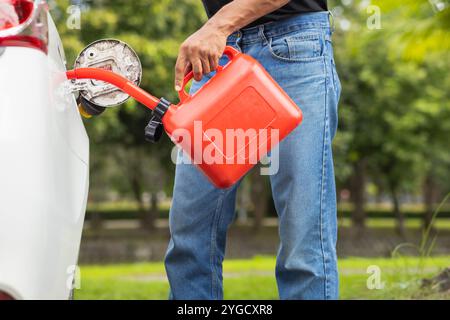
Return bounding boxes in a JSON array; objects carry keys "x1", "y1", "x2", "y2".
[{"x1": 0, "y1": 0, "x2": 89, "y2": 299}]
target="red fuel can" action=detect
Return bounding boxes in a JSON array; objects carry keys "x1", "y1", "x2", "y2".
[
  {"x1": 165, "y1": 46, "x2": 302, "y2": 188},
  {"x1": 67, "y1": 46, "x2": 303, "y2": 188}
]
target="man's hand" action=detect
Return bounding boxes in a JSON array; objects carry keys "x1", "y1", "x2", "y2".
[
  {"x1": 174, "y1": 0, "x2": 289, "y2": 91},
  {"x1": 174, "y1": 24, "x2": 228, "y2": 91}
]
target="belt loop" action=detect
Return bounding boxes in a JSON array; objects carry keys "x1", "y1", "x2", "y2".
[
  {"x1": 328, "y1": 11, "x2": 335, "y2": 34},
  {"x1": 259, "y1": 25, "x2": 268, "y2": 46},
  {"x1": 233, "y1": 31, "x2": 243, "y2": 52},
  {"x1": 238, "y1": 30, "x2": 243, "y2": 42},
  {"x1": 239, "y1": 31, "x2": 244, "y2": 50}
]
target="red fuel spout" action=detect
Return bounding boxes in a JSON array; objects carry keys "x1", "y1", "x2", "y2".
[{"x1": 66, "y1": 68, "x2": 161, "y2": 111}]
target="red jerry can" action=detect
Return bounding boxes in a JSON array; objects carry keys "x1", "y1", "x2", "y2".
[{"x1": 163, "y1": 46, "x2": 302, "y2": 188}]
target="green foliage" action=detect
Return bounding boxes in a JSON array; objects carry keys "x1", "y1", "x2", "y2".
[
  {"x1": 51, "y1": 0, "x2": 449, "y2": 224},
  {"x1": 372, "y1": 0, "x2": 450, "y2": 60},
  {"x1": 51, "y1": 0, "x2": 207, "y2": 203},
  {"x1": 332, "y1": 0, "x2": 450, "y2": 225}
]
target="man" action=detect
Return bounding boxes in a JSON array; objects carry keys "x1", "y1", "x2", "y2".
[{"x1": 165, "y1": 0, "x2": 341, "y2": 300}]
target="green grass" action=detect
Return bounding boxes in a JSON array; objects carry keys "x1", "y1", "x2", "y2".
[
  {"x1": 74, "y1": 256, "x2": 450, "y2": 300},
  {"x1": 337, "y1": 217, "x2": 450, "y2": 229}
]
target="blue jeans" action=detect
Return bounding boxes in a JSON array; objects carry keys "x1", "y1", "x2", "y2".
[{"x1": 165, "y1": 12, "x2": 341, "y2": 300}]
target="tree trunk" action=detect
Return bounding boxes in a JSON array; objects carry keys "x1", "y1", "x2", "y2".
[
  {"x1": 129, "y1": 173, "x2": 154, "y2": 230},
  {"x1": 145, "y1": 191, "x2": 158, "y2": 230},
  {"x1": 390, "y1": 186, "x2": 405, "y2": 237},
  {"x1": 250, "y1": 167, "x2": 268, "y2": 231},
  {"x1": 350, "y1": 159, "x2": 367, "y2": 233},
  {"x1": 423, "y1": 174, "x2": 437, "y2": 230},
  {"x1": 236, "y1": 180, "x2": 251, "y2": 224},
  {"x1": 139, "y1": 193, "x2": 157, "y2": 231},
  {"x1": 89, "y1": 211, "x2": 103, "y2": 232}
]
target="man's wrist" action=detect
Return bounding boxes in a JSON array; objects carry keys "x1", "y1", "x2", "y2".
[{"x1": 204, "y1": 17, "x2": 235, "y2": 37}]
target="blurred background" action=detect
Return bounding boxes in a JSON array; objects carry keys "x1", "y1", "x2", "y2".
[{"x1": 51, "y1": 0, "x2": 449, "y2": 299}]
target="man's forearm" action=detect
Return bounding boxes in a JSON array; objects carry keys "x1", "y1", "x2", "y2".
[
  {"x1": 174, "y1": 0, "x2": 289, "y2": 88},
  {"x1": 205, "y1": 0, "x2": 290, "y2": 35}
]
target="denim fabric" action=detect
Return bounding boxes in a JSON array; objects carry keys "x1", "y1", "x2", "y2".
[{"x1": 165, "y1": 11, "x2": 341, "y2": 300}]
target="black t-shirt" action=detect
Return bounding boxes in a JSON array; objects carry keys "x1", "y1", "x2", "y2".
[{"x1": 201, "y1": 0, "x2": 328, "y2": 28}]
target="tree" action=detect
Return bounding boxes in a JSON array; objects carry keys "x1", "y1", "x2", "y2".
[
  {"x1": 53, "y1": 0, "x2": 207, "y2": 228},
  {"x1": 332, "y1": 0, "x2": 450, "y2": 233},
  {"x1": 371, "y1": 0, "x2": 450, "y2": 229}
]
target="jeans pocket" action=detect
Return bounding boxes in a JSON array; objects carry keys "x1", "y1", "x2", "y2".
[
  {"x1": 268, "y1": 32, "x2": 324, "y2": 62},
  {"x1": 328, "y1": 51, "x2": 341, "y2": 101},
  {"x1": 332, "y1": 59, "x2": 341, "y2": 100}
]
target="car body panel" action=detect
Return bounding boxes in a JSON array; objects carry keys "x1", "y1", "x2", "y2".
[{"x1": 0, "y1": 11, "x2": 89, "y2": 300}]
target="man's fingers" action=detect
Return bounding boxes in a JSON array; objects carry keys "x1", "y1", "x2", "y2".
[
  {"x1": 201, "y1": 57, "x2": 211, "y2": 75},
  {"x1": 184, "y1": 62, "x2": 192, "y2": 76},
  {"x1": 192, "y1": 60, "x2": 203, "y2": 81},
  {"x1": 176, "y1": 42, "x2": 222, "y2": 88},
  {"x1": 209, "y1": 55, "x2": 219, "y2": 73},
  {"x1": 174, "y1": 56, "x2": 186, "y2": 91}
]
